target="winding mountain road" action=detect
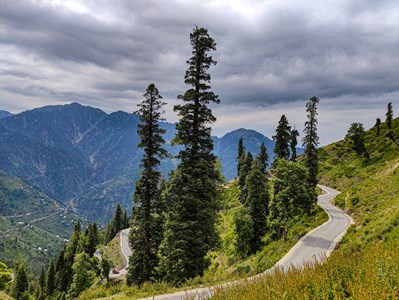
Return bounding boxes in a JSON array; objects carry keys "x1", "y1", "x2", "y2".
[{"x1": 133, "y1": 185, "x2": 353, "y2": 300}]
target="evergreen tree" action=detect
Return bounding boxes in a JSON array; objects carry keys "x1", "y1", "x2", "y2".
[
  {"x1": 386, "y1": 102, "x2": 393, "y2": 129},
  {"x1": 273, "y1": 115, "x2": 291, "y2": 165},
  {"x1": 85, "y1": 222, "x2": 99, "y2": 256},
  {"x1": 100, "y1": 255, "x2": 111, "y2": 282},
  {"x1": 68, "y1": 253, "x2": 96, "y2": 298},
  {"x1": 237, "y1": 137, "x2": 245, "y2": 178},
  {"x1": 290, "y1": 128, "x2": 299, "y2": 161},
  {"x1": 269, "y1": 159, "x2": 313, "y2": 241},
  {"x1": 36, "y1": 266, "x2": 46, "y2": 300},
  {"x1": 127, "y1": 83, "x2": 168, "y2": 286},
  {"x1": 245, "y1": 157, "x2": 269, "y2": 253},
  {"x1": 346, "y1": 123, "x2": 369, "y2": 159},
  {"x1": 55, "y1": 245, "x2": 69, "y2": 292},
  {"x1": 105, "y1": 204, "x2": 124, "y2": 243},
  {"x1": 233, "y1": 207, "x2": 253, "y2": 258},
  {"x1": 123, "y1": 210, "x2": 129, "y2": 229},
  {"x1": 46, "y1": 260, "x2": 56, "y2": 297},
  {"x1": 375, "y1": 117, "x2": 381, "y2": 135},
  {"x1": 257, "y1": 142, "x2": 268, "y2": 174},
  {"x1": 11, "y1": 263, "x2": 28, "y2": 300},
  {"x1": 302, "y1": 96, "x2": 320, "y2": 194},
  {"x1": 239, "y1": 152, "x2": 253, "y2": 203},
  {"x1": 159, "y1": 26, "x2": 221, "y2": 284}
]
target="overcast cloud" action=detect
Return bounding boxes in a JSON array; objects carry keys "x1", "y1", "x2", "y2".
[{"x1": 1, "y1": 0, "x2": 398, "y2": 145}]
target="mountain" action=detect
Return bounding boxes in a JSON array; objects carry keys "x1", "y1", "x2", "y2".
[
  {"x1": 0, "y1": 110, "x2": 12, "y2": 119},
  {"x1": 0, "y1": 102, "x2": 288, "y2": 222}
]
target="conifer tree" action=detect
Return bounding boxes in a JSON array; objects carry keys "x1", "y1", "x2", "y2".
[
  {"x1": 36, "y1": 266, "x2": 46, "y2": 300},
  {"x1": 85, "y1": 222, "x2": 99, "y2": 256},
  {"x1": 233, "y1": 207, "x2": 253, "y2": 258},
  {"x1": 290, "y1": 128, "x2": 299, "y2": 161},
  {"x1": 239, "y1": 152, "x2": 253, "y2": 203},
  {"x1": 55, "y1": 245, "x2": 68, "y2": 292},
  {"x1": 273, "y1": 115, "x2": 291, "y2": 165},
  {"x1": 159, "y1": 26, "x2": 221, "y2": 284},
  {"x1": 386, "y1": 102, "x2": 393, "y2": 129},
  {"x1": 127, "y1": 83, "x2": 168, "y2": 285},
  {"x1": 123, "y1": 210, "x2": 129, "y2": 229},
  {"x1": 245, "y1": 156, "x2": 269, "y2": 253},
  {"x1": 237, "y1": 137, "x2": 245, "y2": 178},
  {"x1": 68, "y1": 253, "x2": 96, "y2": 298},
  {"x1": 257, "y1": 142, "x2": 268, "y2": 174},
  {"x1": 346, "y1": 123, "x2": 369, "y2": 159},
  {"x1": 12, "y1": 263, "x2": 28, "y2": 300},
  {"x1": 100, "y1": 254, "x2": 111, "y2": 282},
  {"x1": 302, "y1": 96, "x2": 320, "y2": 194},
  {"x1": 46, "y1": 261, "x2": 56, "y2": 297},
  {"x1": 375, "y1": 118, "x2": 381, "y2": 135}
]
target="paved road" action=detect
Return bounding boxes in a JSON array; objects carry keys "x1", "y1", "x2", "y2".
[
  {"x1": 119, "y1": 228, "x2": 132, "y2": 275},
  {"x1": 137, "y1": 185, "x2": 353, "y2": 300}
]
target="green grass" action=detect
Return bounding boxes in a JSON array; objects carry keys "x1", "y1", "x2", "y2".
[
  {"x1": 104, "y1": 235, "x2": 124, "y2": 269},
  {"x1": 211, "y1": 117, "x2": 399, "y2": 299}
]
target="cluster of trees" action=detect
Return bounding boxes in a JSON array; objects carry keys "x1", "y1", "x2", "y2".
[
  {"x1": 233, "y1": 96, "x2": 320, "y2": 257},
  {"x1": 104, "y1": 204, "x2": 130, "y2": 243},
  {"x1": 347, "y1": 102, "x2": 396, "y2": 157},
  {"x1": 127, "y1": 26, "x2": 222, "y2": 286}
]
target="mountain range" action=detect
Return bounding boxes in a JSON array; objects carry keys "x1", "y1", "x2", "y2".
[{"x1": 0, "y1": 102, "x2": 301, "y2": 222}]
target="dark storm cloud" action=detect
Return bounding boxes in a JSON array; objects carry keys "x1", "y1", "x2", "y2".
[{"x1": 1, "y1": 0, "x2": 398, "y2": 130}]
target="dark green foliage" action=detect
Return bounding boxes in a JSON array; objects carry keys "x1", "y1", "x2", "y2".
[
  {"x1": 302, "y1": 96, "x2": 320, "y2": 192},
  {"x1": 237, "y1": 137, "x2": 246, "y2": 178},
  {"x1": 127, "y1": 83, "x2": 168, "y2": 286},
  {"x1": 123, "y1": 210, "x2": 129, "y2": 229},
  {"x1": 55, "y1": 245, "x2": 69, "y2": 292},
  {"x1": 46, "y1": 260, "x2": 56, "y2": 297},
  {"x1": 100, "y1": 255, "x2": 111, "y2": 282},
  {"x1": 233, "y1": 207, "x2": 254, "y2": 258},
  {"x1": 244, "y1": 157, "x2": 269, "y2": 253},
  {"x1": 269, "y1": 159, "x2": 313, "y2": 241},
  {"x1": 346, "y1": 123, "x2": 369, "y2": 159},
  {"x1": 159, "y1": 26, "x2": 221, "y2": 284},
  {"x1": 386, "y1": 102, "x2": 393, "y2": 129},
  {"x1": 104, "y1": 204, "x2": 125, "y2": 243},
  {"x1": 0, "y1": 262, "x2": 12, "y2": 291},
  {"x1": 35, "y1": 266, "x2": 46, "y2": 300},
  {"x1": 290, "y1": 128, "x2": 299, "y2": 161},
  {"x1": 257, "y1": 142, "x2": 268, "y2": 173},
  {"x1": 85, "y1": 222, "x2": 99, "y2": 256},
  {"x1": 11, "y1": 263, "x2": 29, "y2": 300},
  {"x1": 239, "y1": 152, "x2": 253, "y2": 203},
  {"x1": 273, "y1": 115, "x2": 291, "y2": 164},
  {"x1": 68, "y1": 253, "x2": 96, "y2": 298},
  {"x1": 375, "y1": 117, "x2": 381, "y2": 135}
]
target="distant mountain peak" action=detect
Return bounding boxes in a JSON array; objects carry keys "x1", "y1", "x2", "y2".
[{"x1": 0, "y1": 110, "x2": 13, "y2": 119}]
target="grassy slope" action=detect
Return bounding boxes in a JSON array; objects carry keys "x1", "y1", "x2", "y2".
[
  {"x1": 211, "y1": 117, "x2": 399, "y2": 299},
  {"x1": 78, "y1": 180, "x2": 328, "y2": 300},
  {"x1": 0, "y1": 170, "x2": 81, "y2": 272}
]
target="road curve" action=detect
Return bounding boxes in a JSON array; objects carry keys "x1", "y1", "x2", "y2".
[
  {"x1": 136, "y1": 185, "x2": 353, "y2": 300},
  {"x1": 117, "y1": 228, "x2": 132, "y2": 276}
]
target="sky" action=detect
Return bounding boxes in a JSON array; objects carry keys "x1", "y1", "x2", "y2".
[{"x1": 1, "y1": 0, "x2": 398, "y2": 145}]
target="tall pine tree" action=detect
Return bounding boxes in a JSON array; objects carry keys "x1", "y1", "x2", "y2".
[
  {"x1": 159, "y1": 26, "x2": 221, "y2": 284},
  {"x1": 375, "y1": 118, "x2": 381, "y2": 135},
  {"x1": 258, "y1": 142, "x2": 268, "y2": 174},
  {"x1": 239, "y1": 152, "x2": 253, "y2": 203},
  {"x1": 290, "y1": 128, "x2": 299, "y2": 161},
  {"x1": 46, "y1": 260, "x2": 56, "y2": 297},
  {"x1": 272, "y1": 115, "x2": 291, "y2": 165},
  {"x1": 386, "y1": 102, "x2": 393, "y2": 129},
  {"x1": 11, "y1": 263, "x2": 28, "y2": 300},
  {"x1": 302, "y1": 96, "x2": 320, "y2": 198},
  {"x1": 237, "y1": 137, "x2": 245, "y2": 178},
  {"x1": 127, "y1": 83, "x2": 168, "y2": 286}
]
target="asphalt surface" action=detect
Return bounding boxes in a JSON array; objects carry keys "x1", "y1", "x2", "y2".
[
  {"x1": 137, "y1": 184, "x2": 353, "y2": 300},
  {"x1": 115, "y1": 227, "x2": 131, "y2": 276}
]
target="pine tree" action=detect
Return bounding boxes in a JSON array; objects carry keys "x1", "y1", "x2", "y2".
[
  {"x1": 269, "y1": 159, "x2": 313, "y2": 241},
  {"x1": 55, "y1": 245, "x2": 69, "y2": 292},
  {"x1": 245, "y1": 156, "x2": 269, "y2": 253},
  {"x1": 68, "y1": 253, "x2": 96, "y2": 298},
  {"x1": 100, "y1": 254, "x2": 111, "y2": 282},
  {"x1": 233, "y1": 207, "x2": 253, "y2": 258},
  {"x1": 290, "y1": 128, "x2": 299, "y2": 161},
  {"x1": 127, "y1": 83, "x2": 168, "y2": 286},
  {"x1": 302, "y1": 96, "x2": 320, "y2": 197},
  {"x1": 105, "y1": 204, "x2": 124, "y2": 243},
  {"x1": 84, "y1": 222, "x2": 99, "y2": 256},
  {"x1": 237, "y1": 137, "x2": 245, "y2": 178},
  {"x1": 375, "y1": 118, "x2": 381, "y2": 135},
  {"x1": 273, "y1": 115, "x2": 291, "y2": 165},
  {"x1": 46, "y1": 260, "x2": 56, "y2": 297},
  {"x1": 123, "y1": 210, "x2": 129, "y2": 229},
  {"x1": 159, "y1": 26, "x2": 221, "y2": 284},
  {"x1": 36, "y1": 266, "x2": 46, "y2": 300},
  {"x1": 257, "y1": 142, "x2": 268, "y2": 174},
  {"x1": 386, "y1": 102, "x2": 393, "y2": 129},
  {"x1": 12, "y1": 263, "x2": 28, "y2": 300},
  {"x1": 239, "y1": 152, "x2": 253, "y2": 203},
  {"x1": 346, "y1": 123, "x2": 369, "y2": 159}
]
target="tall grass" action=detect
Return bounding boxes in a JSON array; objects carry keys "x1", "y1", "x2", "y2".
[{"x1": 211, "y1": 242, "x2": 399, "y2": 300}]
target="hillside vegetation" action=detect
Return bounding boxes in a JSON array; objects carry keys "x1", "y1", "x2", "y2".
[
  {"x1": 211, "y1": 117, "x2": 399, "y2": 299},
  {"x1": 0, "y1": 170, "x2": 81, "y2": 272}
]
